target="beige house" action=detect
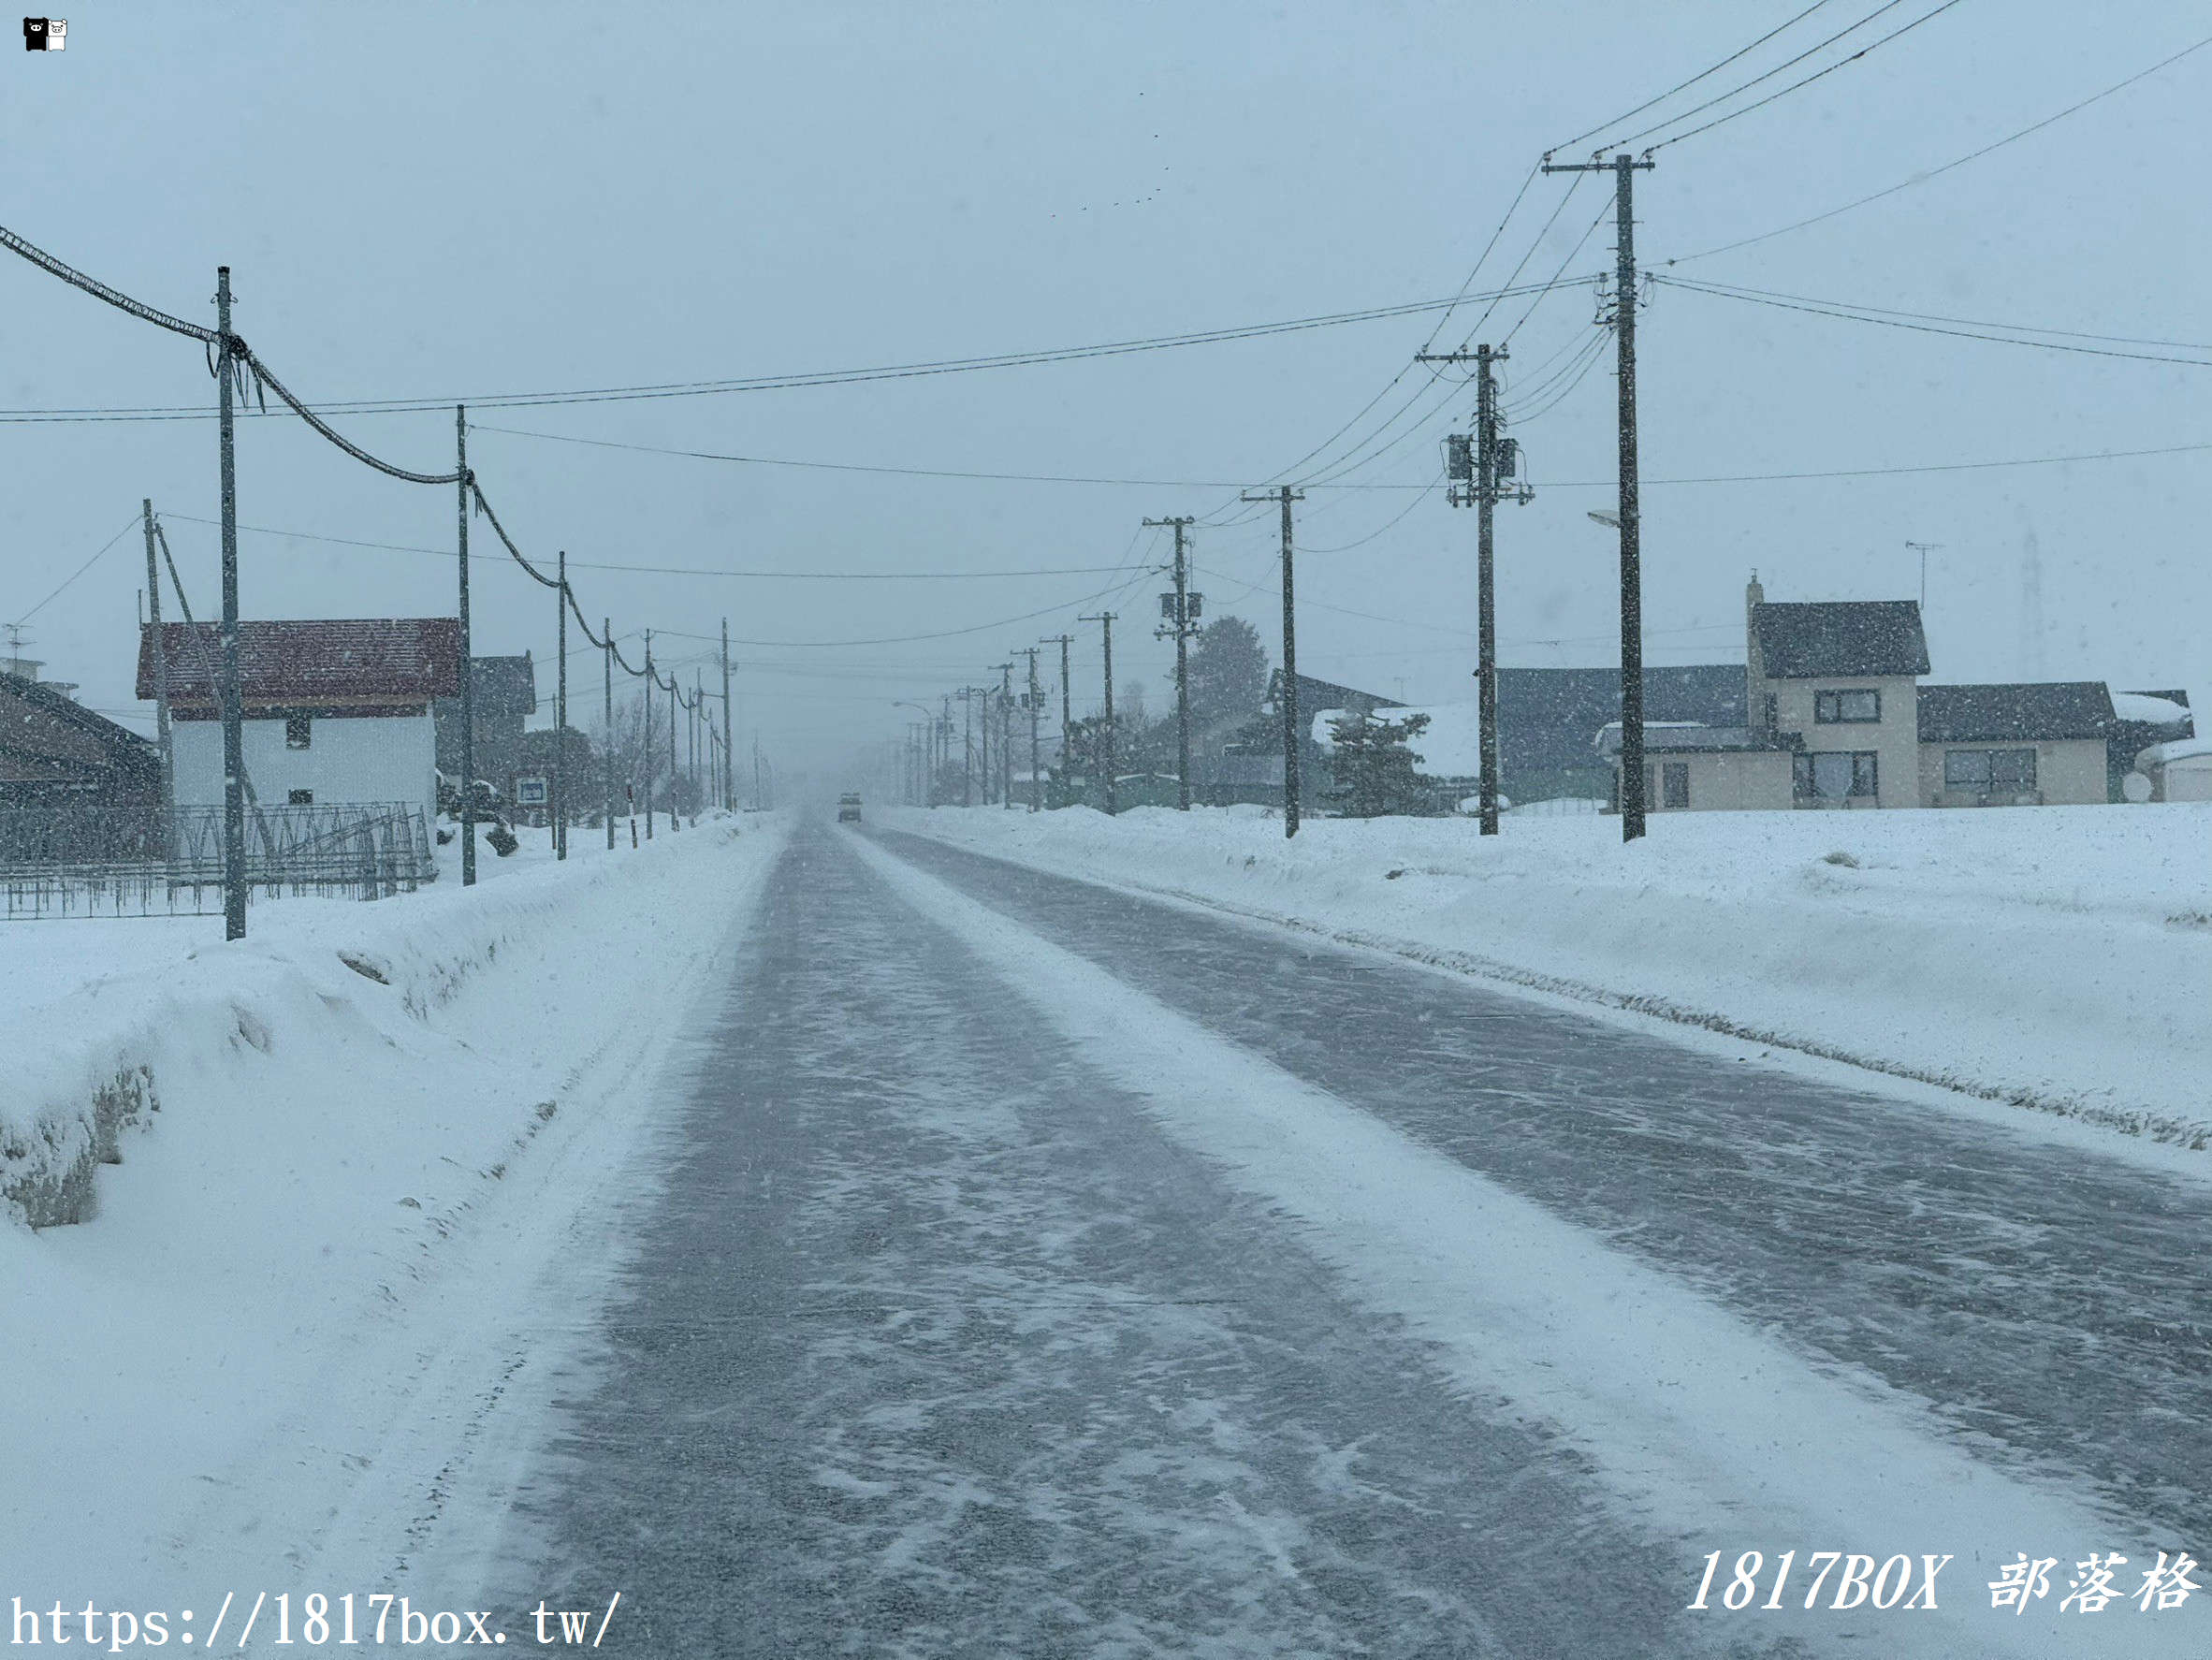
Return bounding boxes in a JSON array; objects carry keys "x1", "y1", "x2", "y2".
[
  {"x1": 1602, "y1": 578, "x2": 2153, "y2": 813},
  {"x1": 1915, "y1": 683, "x2": 2115, "y2": 808}
]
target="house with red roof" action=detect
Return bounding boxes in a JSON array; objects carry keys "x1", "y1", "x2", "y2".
[{"x1": 137, "y1": 619, "x2": 460, "y2": 816}]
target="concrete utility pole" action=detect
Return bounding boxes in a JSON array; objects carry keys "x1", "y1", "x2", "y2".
[
  {"x1": 993, "y1": 661, "x2": 1014, "y2": 808},
  {"x1": 1016, "y1": 647, "x2": 1042, "y2": 811},
  {"x1": 554, "y1": 552, "x2": 568, "y2": 859},
  {"x1": 1544, "y1": 150, "x2": 1654, "y2": 840},
  {"x1": 604, "y1": 619, "x2": 615, "y2": 850},
  {"x1": 1147, "y1": 516, "x2": 1199, "y2": 810},
  {"x1": 140, "y1": 500, "x2": 172, "y2": 818},
  {"x1": 1078, "y1": 612, "x2": 1117, "y2": 815},
  {"x1": 669, "y1": 675, "x2": 680, "y2": 830},
  {"x1": 1424, "y1": 344, "x2": 1532, "y2": 836},
  {"x1": 1240, "y1": 486, "x2": 1305, "y2": 837},
  {"x1": 642, "y1": 630, "x2": 655, "y2": 840},
  {"x1": 959, "y1": 686, "x2": 978, "y2": 806},
  {"x1": 456, "y1": 403, "x2": 477, "y2": 883},
  {"x1": 215, "y1": 269, "x2": 249, "y2": 936},
  {"x1": 720, "y1": 619, "x2": 733, "y2": 812},
  {"x1": 1040, "y1": 633, "x2": 1073, "y2": 808}
]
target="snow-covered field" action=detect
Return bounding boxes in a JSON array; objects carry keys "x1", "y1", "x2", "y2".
[
  {"x1": 0, "y1": 810, "x2": 789, "y2": 1604},
  {"x1": 883, "y1": 801, "x2": 2212, "y2": 1148}
]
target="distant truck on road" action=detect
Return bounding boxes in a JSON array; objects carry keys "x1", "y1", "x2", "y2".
[{"x1": 837, "y1": 794, "x2": 863, "y2": 823}]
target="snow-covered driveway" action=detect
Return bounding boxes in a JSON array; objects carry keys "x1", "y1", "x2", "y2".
[{"x1": 485, "y1": 822, "x2": 2206, "y2": 1657}]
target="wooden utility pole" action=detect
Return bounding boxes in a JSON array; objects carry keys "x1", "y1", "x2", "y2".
[
  {"x1": 993, "y1": 661, "x2": 1014, "y2": 808},
  {"x1": 1544, "y1": 150, "x2": 1654, "y2": 840},
  {"x1": 1078, "y1": 612, "x2": 1117, "y2": 815},
  {"x1": 216, "y1": 269, "x2": 249, "y2": 934},
  {"x1": 1241, "y1": 487, "x2": 1304, "y2": 837},
  {"x1": 140, "y1": 500, "x2": 172, "y2": 818},
  {"x1": 642, "y1": 630, "x2": 655, "y2": 840},
  {"x1": 1147, "y1": 517, "x2": 1199, "y2": 810}
]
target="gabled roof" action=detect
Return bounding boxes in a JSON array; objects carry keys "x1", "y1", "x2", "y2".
[
  {"x1": 139, "y1": 619, "x2": 462, "y2": 704},
  {"x1": 1916, "y1": 682, "x2": 2115, "y2": 743},
  {"x1": 1496, "y1": 664, "x2": 1746, "y2": 778},
  {"x1": 1752, "y1": 601, "x2": 1928, "y2": 678},
  {"x1": 1264, "y1": 668, "x2": 1401, "y2": 713},
  {"x1": 0, "y1": 671, "x2": 156, "y2": 778}
]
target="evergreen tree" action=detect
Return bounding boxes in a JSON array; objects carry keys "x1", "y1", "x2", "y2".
[
  {"x1": 1186, "y1": 616, "x2": 1269, "y2": 730},
  {"x1": 1322, "y1": 707, "x2": 1432, "y2": 818}
]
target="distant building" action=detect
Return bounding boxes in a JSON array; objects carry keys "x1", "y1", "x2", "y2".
[
  {"x1": 1916, "y1": 682, "x2": 2115, "y2": 808},
  {"x1": 1497, "y1": 664, "x2": 1744, "y2": 805},
  {"x1": 138, "y1": 619, "x2": 460, "y2": 815},
  {"x1": 0, "y1": 666, "x2": 158, "y2": 813},
  {"x1": 434, "y1": 653, "x2": 536, "y2": 801}
]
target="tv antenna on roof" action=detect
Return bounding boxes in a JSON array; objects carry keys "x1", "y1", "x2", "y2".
[{"x1": 1905, "y1": 541, "x2": 1943, "y2": 610}]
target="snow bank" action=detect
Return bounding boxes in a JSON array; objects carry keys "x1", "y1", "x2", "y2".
[
  {"x1": 884, "y1": 802, "x2": 2212, "y2": 1147},
  {"x1": 0, "y1": 814, "x2": 774, "y2": 1226},
  {"x1": 1, "y1": 811, "x2": 788, "y2": 1599}
]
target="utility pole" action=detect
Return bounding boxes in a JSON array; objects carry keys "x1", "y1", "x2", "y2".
[
  {"x1": 604, "y1": 619, "x2": 615, "y2": 851},
  {"x1": 215, "y1": 269, "x2": 249, "y2": 936},
  {"x1": 1041, "y1": 633, "x2": 1073, "y2": 808},
  {"x1": 669, "y1": 676, "x2": 681, "y2": 830},
  {"x1": 960, "y1": 687, "x2": 977, "y2": 805},
  {"x1": 1240, "y1": 487, "x2": 1304, "y2": 837},
  {"x1": 1424, "y1": 344, "x2": 1533, "y2": 837},
  {"x1": 1078, "y1": 612, "x2": 1117, "y2": 815},
  {"x1": 140, "y1": 500, "x2": 172, "y2": 819},
  {"x1": 1544, "y1": 150, "x2": 1654, "y2": 840},
  {"x1": 1016, "y1": 647, "x2": 1042, "y2": 811},
  {"x1": 1147, "y1": 517, "x2": 1199, "y2": 810},
  {"x1": 720, "y1": 619, "x2": 733, "y2": 812},
  {"x1": 456, "y1": 403, "x2": 477, "y2": 883},
  {"x1": 642, "y1": 630, "x2": 654, "y2": 840},
  {"x1": 554, "y1": 552, "x2": 568, "y2": 859},
  {"x1": 994, "y1": 661, "x2": 1014, "y2": 808}
]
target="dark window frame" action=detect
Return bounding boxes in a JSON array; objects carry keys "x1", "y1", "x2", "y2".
[
  {"x1": 1662, "y1": 762, "x2": 1690, "y2": 808},
  {"x1": 1794, "y1": 750, "x2": 1880, "y2": 800},
  {"x1": 1814, "y1": 688, "x2": 1882, "y2": 724},
  {"x1": 285, "y1": 713, "x2": 313, "y2": 750},
  {"x1": 1943, "y1": 747, "x2": 2036, "y2": 793},
  {"x1": 286, "y1": 788, "x2": 313, "y2": 806}
]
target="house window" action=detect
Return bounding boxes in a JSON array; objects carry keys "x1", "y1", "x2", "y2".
[
  {"x1": 287, "y1": 788, "x2": 313, "y2": 805},
  {"x1": 1943, "y1": 749, "x2": 2036, "y2": 792},
  {"x1": 1814, "y1": 689, "x2": 1881, "y2": 723},
  {"x1": 1662, "y1": 763, "x2": 1690, "y2": 808},
  {"x1": 285, "y1": 714, "x2": 313, "y2": 750},
  {"x1": 1794, "y1": 751, "x2": 1879, "y2": 801}
]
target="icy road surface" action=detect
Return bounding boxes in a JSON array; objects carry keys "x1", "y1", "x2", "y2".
[{"x1": 489, "y1": 822, "x2": 2208, "y2": 1656}]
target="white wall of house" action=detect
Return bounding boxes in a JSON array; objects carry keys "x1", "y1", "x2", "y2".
[
  {"x1": 1761, "y1": 675, "x2": 1921, "y2": 808},
  {"x1": 172, "y1": 712, "x2": 438, "y2": 813},
  {"x1": 1918, "y1": 737, "x2": 2107, "y2": 808}
]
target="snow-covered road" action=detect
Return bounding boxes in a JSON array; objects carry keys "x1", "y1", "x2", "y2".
[{"x1": 477, "y1": 822, "x2": 2207, "y2": 1657}]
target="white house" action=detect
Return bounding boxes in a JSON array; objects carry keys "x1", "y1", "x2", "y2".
[{"x1": 137, "y1": 619, "x2": 461, "y2": 817}]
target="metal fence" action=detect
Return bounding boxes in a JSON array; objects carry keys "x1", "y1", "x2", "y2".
[{"x1": 0, "y1": 802, "x2": 436, "y2": 920}]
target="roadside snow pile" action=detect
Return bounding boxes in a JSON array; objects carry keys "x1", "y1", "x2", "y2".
[
  {"x1": 886, "y1": 802, "x2": 2212, "y2": 1146},
  {"x1": 0, "y1": 813, "x2": 780, "y2": 1227}
]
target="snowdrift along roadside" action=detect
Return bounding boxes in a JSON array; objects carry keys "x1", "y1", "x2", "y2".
[
  {"x1": 0, "y1": 815, "x2": 780, "y2": 1226},
  {"x1": 883, "y1": 803, "x2": 2212, "y2": 1148},
  {"x1": 2, "y1": 811, "x2": 789, "y2": 1601}
]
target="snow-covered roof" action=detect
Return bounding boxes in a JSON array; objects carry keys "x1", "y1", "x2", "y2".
[
  {"x1": 1311, "y1": 703, "x2": 1484, "y2": 778},
  {"x1": 2110, "y1": 691, "x2": 2191, "y2": 727}
]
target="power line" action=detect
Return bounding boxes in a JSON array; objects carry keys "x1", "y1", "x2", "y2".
[
  {"x1": 0, "y1": 275, "x2": 1598, "y2": 424},
  {"x1": 1549, "y1": 0, "x2": 1838, "y2": 155},
  {"x1": 1657, "y1": 274, "x2": 2212, "y2": 366},
  {"x1": 1666, "y1": 32, "x2": 2212, "y2": 263},
  {"x1": 1535, "y1": 436, "x2": 2212, "y2": 488},
  {"x1": 10, "y1": 511, "x2": 143, "y2": 624},
  {"x1": 1643, "y1": 0, "x2": 1972, "y2": 153}
]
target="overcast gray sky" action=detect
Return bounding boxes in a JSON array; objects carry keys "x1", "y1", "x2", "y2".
[{"x1": 5, "y1": 1, "x2": 2206, "y2": 771}]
